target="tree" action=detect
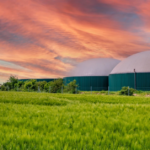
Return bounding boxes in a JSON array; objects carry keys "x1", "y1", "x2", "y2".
[{"x1": 8, "y1": 75, "x2": 18, "y2": 89}]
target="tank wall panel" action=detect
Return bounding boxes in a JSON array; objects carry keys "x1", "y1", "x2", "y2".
[
  {"x1": 109, "y1": 73, "x2": 150, "y2": 91},
  {"x1": 64, "y1": 76, "x2": 108, "y2": 91}
]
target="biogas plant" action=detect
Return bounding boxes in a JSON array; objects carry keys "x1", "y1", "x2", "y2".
[
  {"x1": 20, "y1": 51, "x2": 150, "y2": 91},
  {"x1": 64, "y1": 58, "x2": 120, "y2": 91},
  {"x1": 109, "y1": 51, "x2": 150, "y2": 91},
  {"x1": 64, "y1": 51, "x2": 150, "y2": 91}
]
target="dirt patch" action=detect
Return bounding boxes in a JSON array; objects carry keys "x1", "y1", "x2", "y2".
[{"x1": 80, "y1": 92, "x2": 85, "y2": 94}]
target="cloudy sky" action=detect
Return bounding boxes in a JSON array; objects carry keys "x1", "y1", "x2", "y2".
[{"x1": 0, "y1": 0, "x2": 150, "y2": 83}]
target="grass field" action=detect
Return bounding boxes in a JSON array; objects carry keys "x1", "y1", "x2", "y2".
[{"x1": 0, "y1": 92, "x2": 150, "y2": 150}]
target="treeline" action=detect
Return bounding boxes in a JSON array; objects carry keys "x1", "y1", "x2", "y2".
[{"x1": 0, "y1": 75, "x2": 78, "y2": 94}]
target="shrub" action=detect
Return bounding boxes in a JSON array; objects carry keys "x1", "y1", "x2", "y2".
[
  {"x1": 14, "y1": 81, "x2": 24, "y2": 91},
  {"x1": 3, "y1": 82, "x2": 12, "y2": 90},
  {"x1": 45, "y1": 78, "x2": 63, "y2": 93},
  {"x1": 17, "y1": 81, "x2": 24, "y2": 88},
  {"x1": 24, "y1": 81, "x2": 32, "y2": 90},
  {"x1": 24, "y1": 80, "x2": 38, "y2": 91},
  {"x1": 51, "y1": 78, "x2": 63, "y2": 93},
  {"x1": 65, "y1": 80, "x2": 78, "y2": 94},
  {"x1": 119, "y1": 87, "x2": 134, "y2": 96},
  {"x1": 44, "y1": 82, "x2": 51, "y2": 92},
  {"x1": 1, "y1": 85, "x2": 6, "y2": 91},
  {"x1": 134, "y1": 90, "x2": 143, "y2": 94},
  {"x1": 37, "y1": 81, "x2": 47, "y2": 91},
  {"x1": 100, "y1": 90, "x2": 107, "y2": 94}
]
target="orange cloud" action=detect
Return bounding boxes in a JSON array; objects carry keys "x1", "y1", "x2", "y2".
[{"x1": 0, "y1": 0, "x2": 150, "y2": 83}]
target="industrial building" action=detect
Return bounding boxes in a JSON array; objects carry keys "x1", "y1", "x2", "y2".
[
  {"x1": 64, "y1": 58, "x2": 120, "y2": 91},
  {"x1": 109, "y1": 51, "x2": 150, "y2": 91}
]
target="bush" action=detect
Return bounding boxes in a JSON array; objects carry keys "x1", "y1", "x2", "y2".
[
  {"x1": 100, "y1": 90, "x2": 108, "y2": 94},
  {"x1": 17, "y1": 81, "x2": 24, "y2": 88},
  {"x1": 1, "y1": 85, "x2": 6, "y2": 91},
  {"x1": 119, "y1": 87, "x2": 134, "y2": 96},
  {"x1": 24, "y1": 80, "x2": 38, "y2": 91},
  {"x1": 65, "y1": 80, "x2": 78, "y2": 94},
  {"x1": 134, "y1": 90, "x2": 143, "y2": 94},
  {"x1": 44, "y1": 78, "x2": 63, "y2": 93},
  {"x1": 14, "y1": 81, "x2": 24, "y2": 91},
  {"x1": 44, "y1": 82, "x2": 51, "y2": 92},
  {"x1": 3, "y1": 82, "x2": 12, "y2": 90},
  {"x1": 37, "y1": 81, "x2": 47, "y2": 91},
  {"x1": 50, "y1": 78, "x2": 63, "y2": 93},
  {"x1": 24, "y1": 81, "x2": 32, "y2": 90}
]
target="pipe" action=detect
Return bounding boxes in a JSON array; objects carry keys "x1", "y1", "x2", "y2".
[{"x1": 134, "y1": 69, "x2": 136, "y2": 90}]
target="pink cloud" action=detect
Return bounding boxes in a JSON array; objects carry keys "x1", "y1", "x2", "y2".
[{"x1": 0, "y1": 0, "x2": 150, "y2": 83}]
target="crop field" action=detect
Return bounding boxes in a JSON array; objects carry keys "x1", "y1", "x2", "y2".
[{"x1": 1, "y1": 92, "x2": 150, "y2": 149}]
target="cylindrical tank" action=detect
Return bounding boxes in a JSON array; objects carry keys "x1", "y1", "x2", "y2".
[
  {"x1": 64, "y1": 58, "x2": 120, "y2": 91},
  {"x1": 109, "y1": 51, "x2": 150, "y2": 91}
]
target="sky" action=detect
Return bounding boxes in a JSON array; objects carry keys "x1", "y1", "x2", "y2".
[{"x1": 0, "y1": 0, "x2": 150, "y2": 83}]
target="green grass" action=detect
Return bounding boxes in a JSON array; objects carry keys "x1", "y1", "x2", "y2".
[{"x1": 1, "y1": 92, "x2": 150, "y2": 149}]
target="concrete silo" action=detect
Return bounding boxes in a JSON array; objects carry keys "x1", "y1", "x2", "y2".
[
  {"x1": 64, "y1": 58, "x2": 120, "y2": 91},
  {"x1": 109, "y1": 51, "x2": 150, "y2": 91}
]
